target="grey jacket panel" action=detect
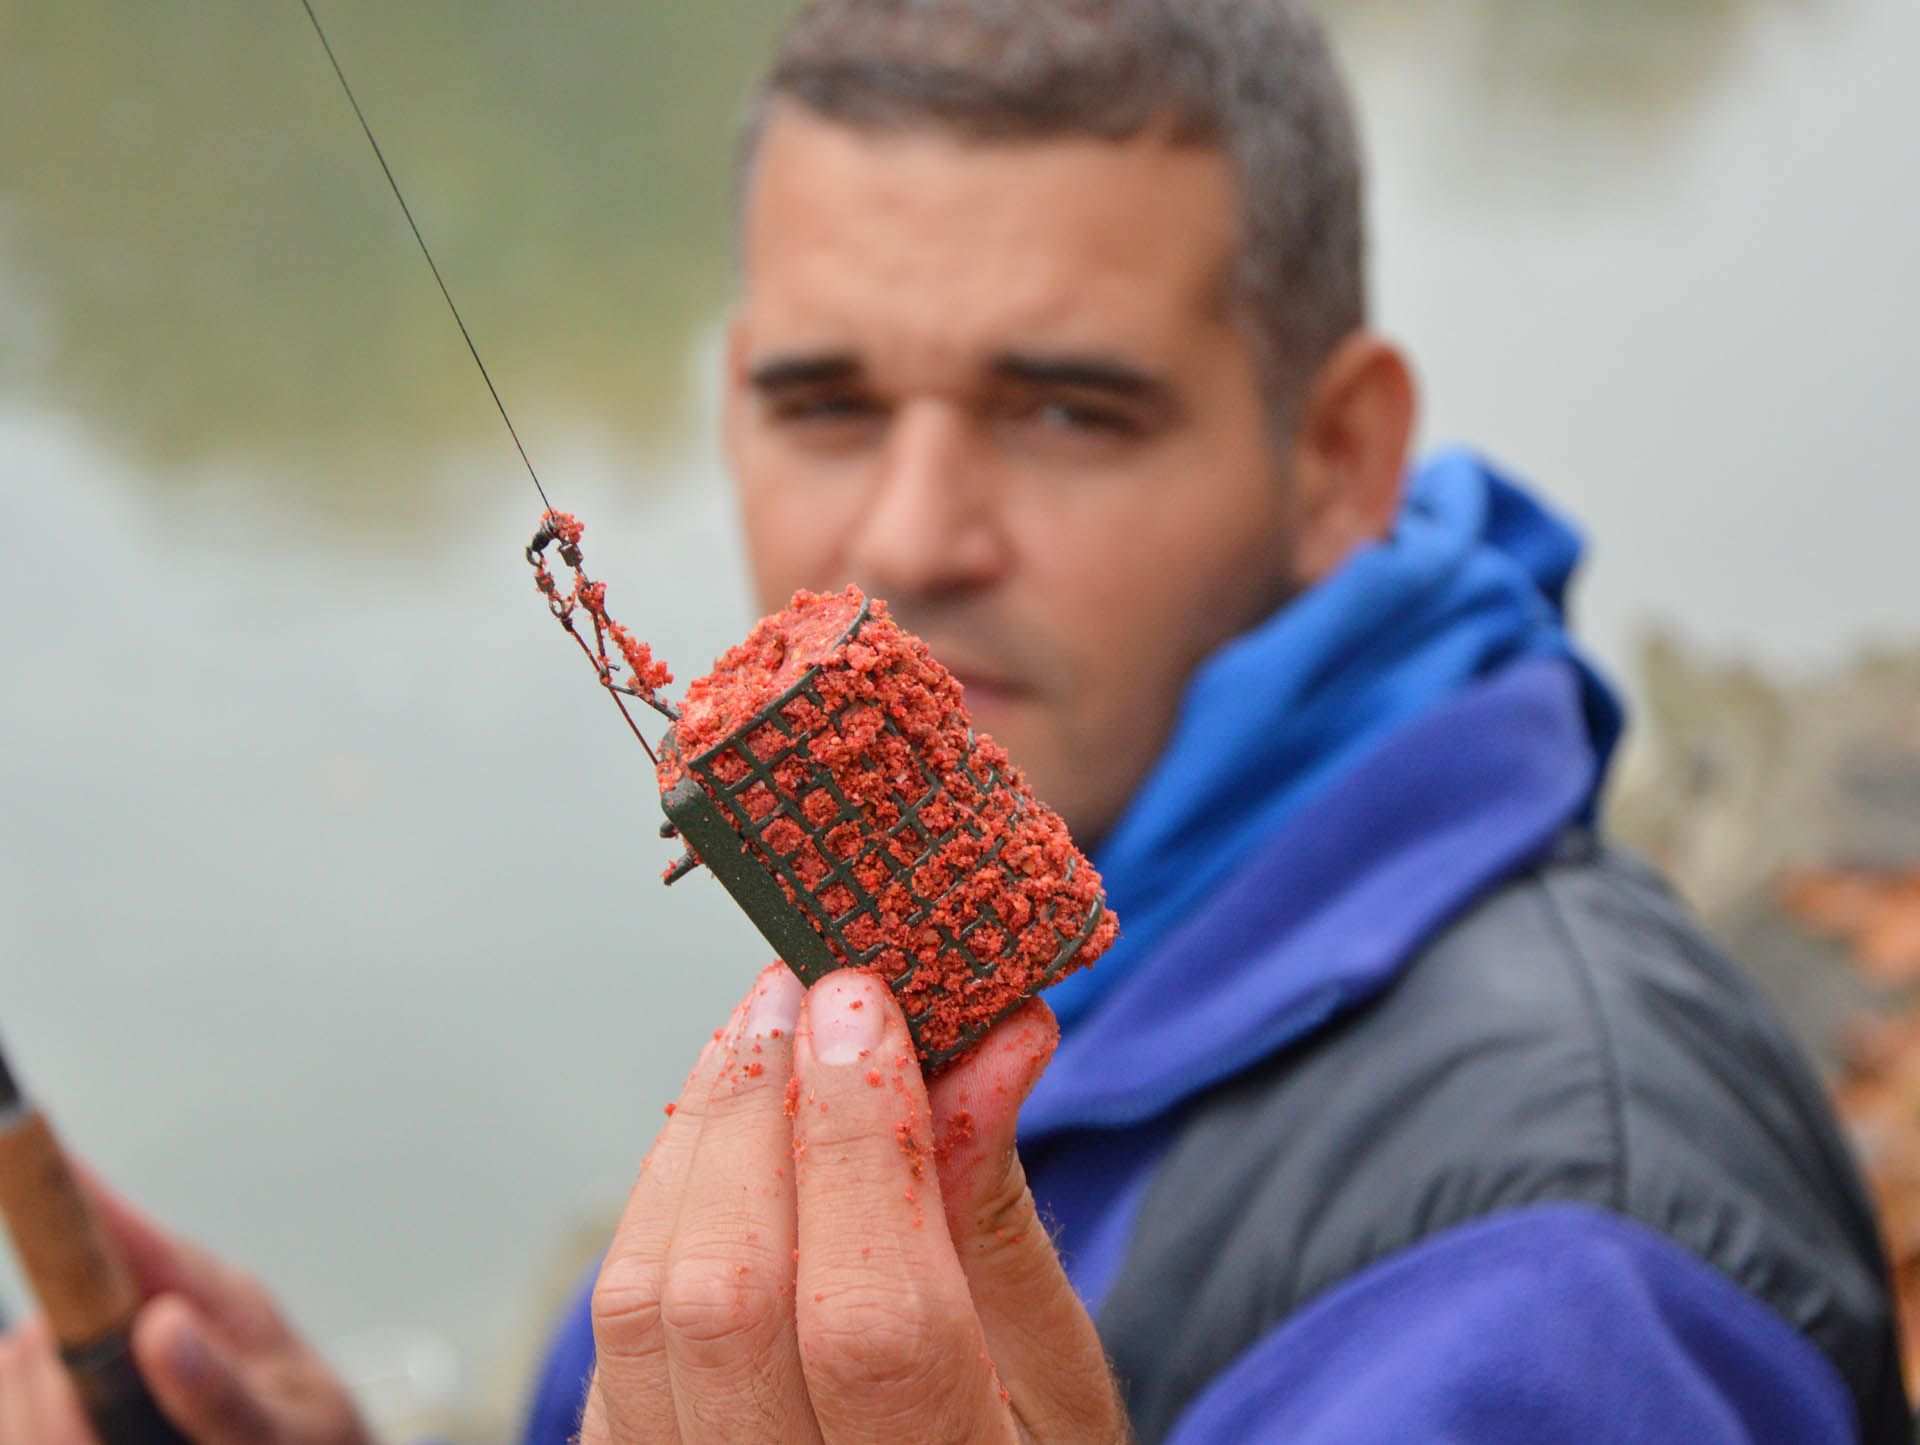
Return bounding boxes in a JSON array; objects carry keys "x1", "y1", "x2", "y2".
[{"x1": 1098, "y1": 842, "x2": 1907, "y2": 1443}]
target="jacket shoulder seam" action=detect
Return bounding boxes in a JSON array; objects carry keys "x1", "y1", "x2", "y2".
[{"x1": 1529, "y1": 867, "x2": 1630, "y2": 1214}]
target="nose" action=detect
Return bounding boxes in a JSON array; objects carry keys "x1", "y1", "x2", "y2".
[{"x1": 844, "y1": 399, "x2": 1007, "y2": 601}]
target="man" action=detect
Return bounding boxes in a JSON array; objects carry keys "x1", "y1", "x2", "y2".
[{"x1": 0, "y1": 1, "x2": 1905, "y2": 1441}]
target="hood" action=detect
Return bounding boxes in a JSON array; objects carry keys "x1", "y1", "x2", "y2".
[{"x1": 1025, "y1": 448, "x2": 1621, "y2": 1136}]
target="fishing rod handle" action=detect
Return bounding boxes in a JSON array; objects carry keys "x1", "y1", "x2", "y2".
[{"x1": 0, "y1": 1109, "x2": 186, "y2": 1443}]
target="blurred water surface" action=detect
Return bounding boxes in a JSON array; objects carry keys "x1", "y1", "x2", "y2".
[{"x1": 2, "y1": 0, "x2": 1916, "y2": 1431}]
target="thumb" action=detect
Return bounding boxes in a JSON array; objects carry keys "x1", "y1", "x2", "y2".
[
  {"x1": 131, "y1": 1295, "x2": 276, "y2": 1445},
  {"x1": 928, "y1": 1001, "x2": 1124, "y2": 1436}
]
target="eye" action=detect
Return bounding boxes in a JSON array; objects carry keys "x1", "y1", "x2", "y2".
[
  {"x1": 760, "y1": 390, "x2": 891, "y2": 458},
  {"x1": 1030, "y1": 399, "x2": 1138, "y2": 436},
  {"x1": 999, "y1": 392, "x2": 1148, "y2": 456},
  {"x1": 768, "y1": 390, "x2": 884, "y2": 426}
]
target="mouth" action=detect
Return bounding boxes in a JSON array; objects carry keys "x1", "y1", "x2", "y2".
[
  {"x1": 942, "y1": 662, "x2": 1034, "y2": 712},
  {"x1": 894, "y1": 624, "x2": 1041, "y2": 714},
  {"x1": 954, "y1": 673, "x2": 1024, "y2": 705}
]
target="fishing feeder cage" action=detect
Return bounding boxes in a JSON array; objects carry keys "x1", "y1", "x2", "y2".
[{"x1": 660, "y1": 598, "x2": 1110, "y2": 1070}]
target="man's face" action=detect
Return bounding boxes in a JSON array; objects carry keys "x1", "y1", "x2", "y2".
[{"x1": 726, "y1": 109, "x2": 1299, "y2": 846}]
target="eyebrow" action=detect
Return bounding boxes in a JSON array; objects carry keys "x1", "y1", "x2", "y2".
[
  {"x1": 989, "y1": 352, "x2": 1172, "y2": 405},
  {"x1": 747, "y1": 352, "x2": 861, "y2": 391}
]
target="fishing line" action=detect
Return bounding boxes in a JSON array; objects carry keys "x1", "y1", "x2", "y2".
[
  {"x1": 296, "y1": 0, "x2": 553, "y2": 515},
  {"x1": 299, "y1": 0, "x2": 677, "y2": 764}
]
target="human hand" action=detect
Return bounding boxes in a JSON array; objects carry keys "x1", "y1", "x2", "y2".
[
  {"x1": 0, "y1": 1172, "x2": 372, "y2": 1445},
  {"x1": 582, "y1": 963, "x2": 1128, "y2": 1442}
]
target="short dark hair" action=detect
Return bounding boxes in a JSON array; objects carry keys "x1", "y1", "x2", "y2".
[{"x1": 741, "y1": 0, "x2": 1367, "y2": 423}]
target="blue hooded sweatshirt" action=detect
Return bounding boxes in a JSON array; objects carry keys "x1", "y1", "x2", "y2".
[{"x1": 520, "y1": 450, "x2": 1863, "y2": 1443}]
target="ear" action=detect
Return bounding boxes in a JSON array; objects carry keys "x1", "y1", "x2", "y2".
[{"x1": 1285, "y1": 333, "x2": 1418, "y2": 585}]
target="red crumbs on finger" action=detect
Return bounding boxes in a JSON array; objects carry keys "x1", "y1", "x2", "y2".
[
  {"x1": 663, "y1": 1102, "x2": 676, "y2": 1117},
  {"x1": 934, "y1": 1109, "x2": 975, "y2": 1165},
  {"x1": 746, "y1": 1062, "x2": 765, "y2": 1078},
  {"x1": 783, "y1": 1076, "x2": 802, "y2": 1118},
  {"x1": 866, "y1": 1069, "x2": 883, "y2": 1088},
  {"x1": 895, "y1": 1120, "x2": 928, "y2": 1180}
]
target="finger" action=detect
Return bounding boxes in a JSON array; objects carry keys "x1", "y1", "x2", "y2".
[
  {"x1": 792, "y1": 970, "x2": 1013, "y2": 1444},
  {"x1": 11, "y1": 1320, "x2": 95, "y2": 1445},
  {"x1": 71, "y1": 1162, "x2": 211, "y2": 1299},
  {"x1": 130, "y1": 1294, "x2": 276, "y2": 1445},
  {"x1": 71, "y1": 1165, "x2": 282, "y2": 1346},
  {"x1": 662, "y1": 965, "x2": 819, "y2": 1443},
  {"x1": 1, "y1": 1333, "x2": 36, "y2": 1445},
  {"x1": 929, "y1": 1001, "x2": 1126, "y2": 1438},
  {"x1": 0, "y1": 1333, "x2": 36, "y2": 1445},
  {"x1": 588, "y1": 967, "x2": 778, "y2": 1443},
  {"x1": 577, "y1": 1377, "x2": 615, "y2": 1445}
]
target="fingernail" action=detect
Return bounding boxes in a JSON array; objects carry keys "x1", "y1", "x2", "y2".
[
  {"x1": 743, "y1": 964, "x2": 804, "y2": 1041},
  {"x1": 808, "y1": 970, "x2": 888, "y2": 1065},
  {"x1": 169, "y1": 1319, "x2": 212, "y2": 1385}
]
